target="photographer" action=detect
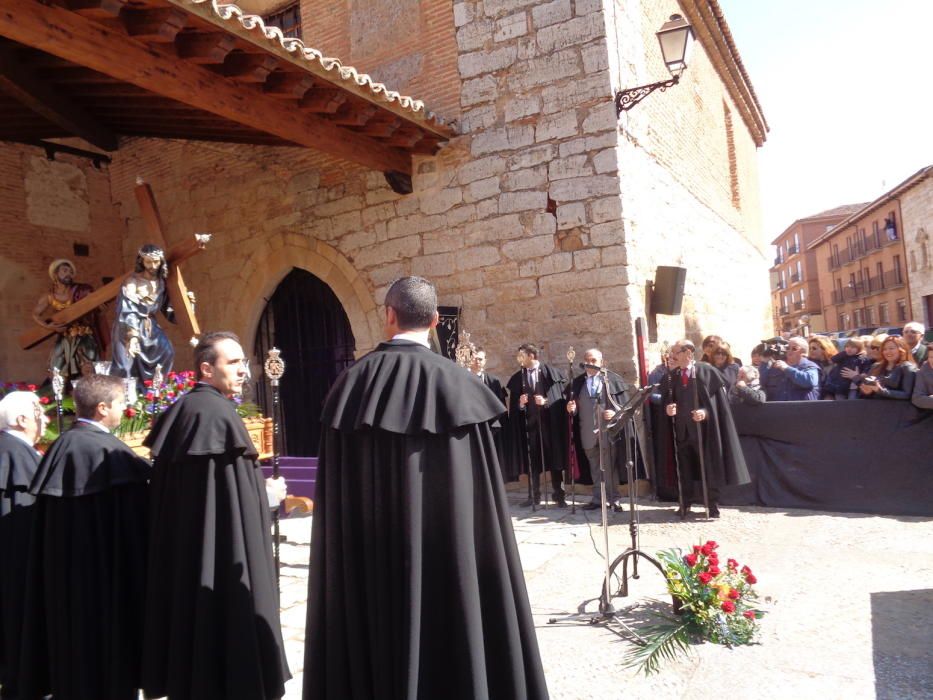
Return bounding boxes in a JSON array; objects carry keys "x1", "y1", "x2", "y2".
[
  {"x1": 911, "y1": 342, "x2": 933, "y2": 409},
  {"x1": 858, "y1": 336, "x2": 917, "y2": 400},
  {"x1": 761, "y1": 336, "x2": 820, "y2": 401}
]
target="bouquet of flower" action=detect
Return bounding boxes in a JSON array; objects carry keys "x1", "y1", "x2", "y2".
[{"x1": 624, "y1": 540, "x2": 765, "y2": 675}]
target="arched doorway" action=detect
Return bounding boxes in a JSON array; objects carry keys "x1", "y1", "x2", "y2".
[{"x1": 254, "y1": 268, "x2": 356, "y2": 456}]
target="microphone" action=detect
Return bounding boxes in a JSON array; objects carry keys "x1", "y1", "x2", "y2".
[{"x1": 579, "y1": 362, "x2": 602, "y2": 371}]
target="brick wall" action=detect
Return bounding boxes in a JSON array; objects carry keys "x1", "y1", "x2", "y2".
[{"x1": 0, "y1": 142, "x2": 124, "y2": 383}]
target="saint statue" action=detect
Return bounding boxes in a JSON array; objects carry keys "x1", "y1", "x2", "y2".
[
  {"x1": 32, "y1": 259, "x2": 106, "y2": 380},
  {"x1": 109, "y1": 244, "x2": 177, "y2": 383}
]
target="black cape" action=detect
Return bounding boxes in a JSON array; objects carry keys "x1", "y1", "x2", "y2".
[
  {"x1": 479, "y1": 371, "x2": 511, "y2": 480},
  {"x1": 18, "y1": 422, "x2": 151, "y2": 700},
  {"x1": 141, "y1": 384, "x2": 290, "y2": 700},
  {"x1": 504, "y1": 364, "x2": 567, "y2": 481},
  {"x1": 567, "y1": 371, "x2": 632, "y2": 484},
  {"x1": 303, "y1": 340, "x2": 548, "y2": 700},
  {"x1": 656, "y1": 363, "x2": 751, "y2": 492},
  {"x1": 0, "y1": 431, "x2": 40, "y2": 699}
]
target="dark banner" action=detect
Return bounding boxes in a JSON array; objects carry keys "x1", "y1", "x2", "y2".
[{"x1": 721, "y1": 400, "x2": 933, "y2": 517}]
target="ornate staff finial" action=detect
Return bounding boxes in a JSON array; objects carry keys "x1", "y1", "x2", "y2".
[
  {"x1": 454, "y1": 330, "x2": 475, "y2": 368},
  {"x1": 264, "y1": 347, "x2": 286, "y2": 386},
  {"x1": 152, "y1": 364, "x2": 163, "y2": 392},
  {"x1": 51, "y1": 367, "x2": 65, "y2": 401},
  {"x1": 566, "y1": 346, "x2": 576, "y2": 363}
]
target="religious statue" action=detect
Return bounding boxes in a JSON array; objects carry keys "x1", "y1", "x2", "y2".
[
  {"x1": 32, "y1": 259, "x2": 106, "y2": 380},
  {"x1": 109, "y1": 244, "x2": 178, "y2": 383}
]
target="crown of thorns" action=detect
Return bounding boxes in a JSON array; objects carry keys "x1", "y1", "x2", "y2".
[{"x1": 138, "y1": 247, "x2": 165, "y2": 261}]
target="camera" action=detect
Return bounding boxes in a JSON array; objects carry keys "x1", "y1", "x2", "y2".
[
  {"x1": 760, "y1": 337, "x2": 788, "y2": 362},
  {"x1": 862, "y1": 376, "x2": 878, "y2": 385}
]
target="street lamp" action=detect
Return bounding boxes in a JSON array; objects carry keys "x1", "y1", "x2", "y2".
[{"x1": 615, "y1": 14, "x2": 695, "y2": 115}]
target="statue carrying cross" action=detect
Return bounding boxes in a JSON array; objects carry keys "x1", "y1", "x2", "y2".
[{"x1": 20, "y1": 179, "x2": 210, "y2": 384}]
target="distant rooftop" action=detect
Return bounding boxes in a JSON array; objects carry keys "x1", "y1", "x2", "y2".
[{"x1": 770, "y1": 203, "x2": 868, "y2": 245}]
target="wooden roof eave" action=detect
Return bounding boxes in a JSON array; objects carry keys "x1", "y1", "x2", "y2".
[{"x1": 167, "y1": 0, "x2": 456, "y2": 142}]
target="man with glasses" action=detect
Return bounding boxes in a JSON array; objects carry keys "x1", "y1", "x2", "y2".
[
  {"x1": 902, "y1": 322, "x2": 927, "y2": 365},
  {"x1": 660, "y1": 340, "x2": 749, "y2": 519},
  {"x1": 761, "y1": 336, "x2": 820, "y2": 401},
  {"x1": 0, "y1": 391, "x2": 47, "y2": 699}
]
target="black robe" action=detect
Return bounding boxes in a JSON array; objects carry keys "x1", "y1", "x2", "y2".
[
  {"x1": 505, "y1": 364, "x2": 567, "y2": 481},
  {"x1": 567, "y1": 371, "x2": 631, "y2": 485},
  {"x1": 303, "y1": 339, "x2": 548, "y2": 700},
  {"x1": 18, "y1": 422, "x2": 151, "y2": 700},
  {"x1": 141, "y1": 384, "x2": 290, "y2": 700},
  {"x1": 478, "y1": 371, "x2": 511, "y2": 480},
  {"x1": 656, "y1": 363, "x2": 750, "y2": 493},
  {"x1": 0, "y1": 431, "x2": 40, "y2": 699}
]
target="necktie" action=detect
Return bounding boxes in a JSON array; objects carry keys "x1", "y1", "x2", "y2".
[{"x1": 681, "y1": 368, "x2": 688, "y2": 388}]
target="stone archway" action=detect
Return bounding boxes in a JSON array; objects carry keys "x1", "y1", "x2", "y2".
[{"x1": 222, "y1": 238, "x2": 380, "y2": 361}]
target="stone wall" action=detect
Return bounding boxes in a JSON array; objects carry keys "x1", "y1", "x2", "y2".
[
  {"x1": 0, "y1": 142, "x2": 124, "y2": 382},
  {"x1": 901, "y1": 177, "x2": 933, "y2": 324}
]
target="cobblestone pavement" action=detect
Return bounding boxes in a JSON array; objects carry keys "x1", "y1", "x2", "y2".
[{"x1": 277, "y1": 488, "x2": 933, "y2": 699}]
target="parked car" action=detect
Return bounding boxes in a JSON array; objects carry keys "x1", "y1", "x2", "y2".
[{"x1": 872, "y1": 326, "x2": 902, "y2": 336}]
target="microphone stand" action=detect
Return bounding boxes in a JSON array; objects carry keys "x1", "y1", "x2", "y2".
[
  {"x1": 264, "y1": 348, "x2": 286, "y2": 592},
  {"x1": 690, "y1": 363, "x2": 711, "y2": 520},
  {"x1": 667, "y1": 368, "x2": 687, "y2": 520}
]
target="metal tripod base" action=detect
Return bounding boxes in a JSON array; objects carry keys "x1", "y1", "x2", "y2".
[{"x1": 547, "y1": 595, "x2": 648, "y2": 645}]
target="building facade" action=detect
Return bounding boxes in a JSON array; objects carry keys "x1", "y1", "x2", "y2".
[
  {"x1": 769, "y1": 204, "x2": 864, "y2": 334},
  {"x1": 0, "y1": 0, "x2": 770, "y2": 444},
  {"x1": 809, "y1": 168, "x2": 932, "y2": 333},
  {"x1": 900, "y1": 168, "x2": 933, "y2": 325}
]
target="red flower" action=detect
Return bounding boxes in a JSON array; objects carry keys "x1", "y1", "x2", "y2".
[
  {"x1": 727, "y1": 558, "x2": 738, "y2": 571},
  {"x1": 743, "y1": 610, "x2": 756, "y2": 620},
  {"x1": 728, "y1": 588, "x2": 740, "y2": 600},
  {"x1": 124, "y1": 407, "x2": 137, "y2": 418},
  {"x1": 701, "y1": 544, "x2": 714, "y2": 556},
  {"x1": 39, "y1": 396, "x2": 50, "y2": 405},
  {"x1": 143, "y1": 380, "x2": 153, "y2": 388},
  {"x1": 27, "y1": 383, "x2": 37, "y2": 391},
  {"x1": 684, "y1": 553, "x2": 698, "y2": 567},
  {"x1": 705, "y1": 540, "x2": 718, "y2": 549},
  {"x1": 741, "y1": 565, "x2": 751, "y2": 575},
  {"x1": 166, "y1": 391, "x2": 176, "y2": 399},
  {"x1": 697, "y1": 572, "x2": 713, "y2": 584},
  {"x1": 693, "y1": 544, "x2": 702, "y2": 553},
  {"x1": 187, "y1": 380, "x2": 196, "y2": 387},
  {"x1": 708, "y1": 554, "x2": 719, "y2": 566},
  {"x1": 745, "y1": 573, "x2": 758, "y2": 584},
  {"x1": 721, "y1": 601, "x2": 735, "y2": 613},
  {"x1": 145, "y1": 392, "x2": 154, "y2": 401},
  {"x1": 708, "y1": 565, "x2": 721, "y2": 575}
]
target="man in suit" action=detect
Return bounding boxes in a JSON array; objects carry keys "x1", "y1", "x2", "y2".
[
  {"x1": 903, "y1": 322, "x2": 928, "y2": 365},
  {"x1": 566, "y1": 349, "x2": 630, "y2": 510},
  {"x1": 507, "y1": 343, "x2": 567, "y2": 507},
  {"x1": 469, "y1": 347, "x2": 511, "y2": 480}
]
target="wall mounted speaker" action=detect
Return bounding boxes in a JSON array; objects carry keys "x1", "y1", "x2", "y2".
[{"x1": 652, "y1": 266, "x2": 686, "y2": 315}]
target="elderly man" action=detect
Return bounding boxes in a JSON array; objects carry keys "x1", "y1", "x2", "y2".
[
  {"x1": 902, "y1": 322, "x2": 927, "y2": 365},
  {"x1": 762, "y1": 336, "x2": 821, "y2": 401},
  {"x1": 660, "y1": 339, "x2": 749, "y2": 519},
  {"x1": 0, "y1": 391, "x2": 47, "y2": 699},
  {"x1": 303, "y1": 276, "x2": 547, "y2": 700},
  {"x1": 566, "y1": 349, "x2": 630, "y2": 510}
]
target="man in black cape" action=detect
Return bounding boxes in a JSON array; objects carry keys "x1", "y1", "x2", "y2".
[
  {"x1": 506, "y1": 343, "x2": 567, "y2": 507},
  {"x1": 469, "y1": 346, "x2": 511, "y2": 480},
  {"x1": 0, "y1": 391, "x2": 47, "y2": 700},
  {"x1": 141, "y1": 331, "x2": 290, "y2": 700},
  {"x1": 303, "y1": 276, "x2": 548, "y2": 700},
  {"x1": 18, "y1": 375, "x2": 150, "y2": 700},
  {"x1": 566, "y1": 348, "x2": 630, "y2": 509},
  {"x1": 660, "y1": 339, "x2": 750, "y2": 518}
]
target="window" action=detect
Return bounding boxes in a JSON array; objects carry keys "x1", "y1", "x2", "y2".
[
  {"x1": 893, "y1": 255, "x2": 902, "y2": 283},
  {"x1": 838, "y1": 312, "x2": 847, "y2": 329},
  {"x1": 796, "y1": 260, "x2": 802, "y2": 279},
  {"x1": 800, "y1": 287, "x2": 806, "y2": 302},
  {"x1": 264, "y1": 2, "x2": 302, "y2": 39},
  {"x1": 879, "y1": 302, "x2": 889, "y2": 324},
  {"x1": 863, "y1": 267, "x2": 871, "y2": 291},
  {"x1": 896, "y1": 298, "x2": 907, "y2": 322},
  {"x1": 865, "y1": 306, "x2": 875, "y2": 326},
  {"x1": 886, "y1": 211, "x2": 898, "y2": 240},
  {"x1": 854, "y1": 308, "x2": 863, "y2": 326}
]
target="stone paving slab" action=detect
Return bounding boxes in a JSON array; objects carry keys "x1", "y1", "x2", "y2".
[{"x1": 276, "y1": 492, "x2": 933, "y2": 699}]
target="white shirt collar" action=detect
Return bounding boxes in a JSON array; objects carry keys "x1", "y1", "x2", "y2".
[
  {"x1": 2, "y1": 428, "x2": 36, "y2": 447},
  {"x1": 77, "y1": 417, "x2": 110, "y2": 433},
  {"x1": 392, "y1": 330, "x2": 431, "y2": 348}
]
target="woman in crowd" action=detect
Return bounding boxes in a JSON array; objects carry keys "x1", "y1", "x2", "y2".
[
  {"x1": 911, "y1": 342, "x2": 933, "y2": 409},
  {"x1": 807, "y1": 335, "x2": 838, "y2": 398},
  {"x1": 750, "y1": 343, "x2": 766, "y2": 368},
  {"x1": 825, "y1": 337, "x2": 871, "y2": 400},
  {"x1": 700, "y1": 335, "x2": 724, "y2": 364},
  {"x1": 709, "y1": 341, "x2": 741, "y2": 390},
  {"x1": 729, "y1": 365, "x2": 766, "y2": 405},
  {"x1": 842, "y1": 334, "x2": 887, "y2": 388},
  {"x1": 858, "y1": 336, "x2": 917, "y2": 400}
]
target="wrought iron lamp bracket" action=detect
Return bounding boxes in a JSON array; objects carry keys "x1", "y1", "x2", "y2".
[{"x1": 615, "y1": 74, "x2": 680, "y2": 115}]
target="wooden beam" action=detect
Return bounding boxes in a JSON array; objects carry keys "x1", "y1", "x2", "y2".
[
  {"x1": 19, "y1": 233, "x2": 211, "y2": 350},
  {"x1": 66, "y1": 0, "x2": 127, "y2": 19},
  {"x1": 356, "y1": 116, "x2": 401, "y2": 139},
  {"x1": 330, "y1": 102, "x2": 377, "y2": 127},
  {"x1": 263, "y1": 71, "x2": 315, "y2": 99},
  {"x1": 175, "y1": 32, "x2": 236, "y2": 64},
  {"x1": 298, "y1": 88, "x2": 346, "y2": 114},
  {"x1": 120, "y1": 8, "x2": 188, "y2": 43},
  {"x1": 0, "y1": 46, "x2": 118, "y2": 150},
  {"x1": 0, "y1": 0, "x2": 412, "y2": 172},
  {"x1": 219, "y1": 52, "x2": 279, "y2": 83},
  {"x1": 384, "y1": 128, "x2": 425, "y2": 149}
]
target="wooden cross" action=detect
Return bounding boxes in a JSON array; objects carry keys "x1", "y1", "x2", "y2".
[{"x1": 19, "y1": 179, "x2": 210, "y2": 350}]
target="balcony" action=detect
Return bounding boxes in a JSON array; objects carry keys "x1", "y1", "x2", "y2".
[
  {"x1": 773, "y1": 256, "x2": 784, "y2": 266},
  {"x1": 831, "y1": 287, "x2": 859, "y2": 305},
  {"x1": 793, "y1": 300, "x2": 804, "y2": 310},
  {"x1": 883, "y1": 269, "x2": 904, "y2": 288},
  {"x1": 775, "y1": 280, "x2": 786, "y2": 290},
  {"x1": 779, "y1": 305, "x2": 789, "y2": 315},
  {"x1": 827, "y1": 249, "x2": 852, "y2": 271},
  {"x1": 790, "y1": 272, "x2": 801, "y2": 283},
  {"x1": 787, "y1": 243, "x2": 800, "y2": 255}
]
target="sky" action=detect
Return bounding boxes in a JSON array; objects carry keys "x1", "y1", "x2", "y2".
[{"x1": 716, "y1": 0, "x2": 933, "y2": 240}]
